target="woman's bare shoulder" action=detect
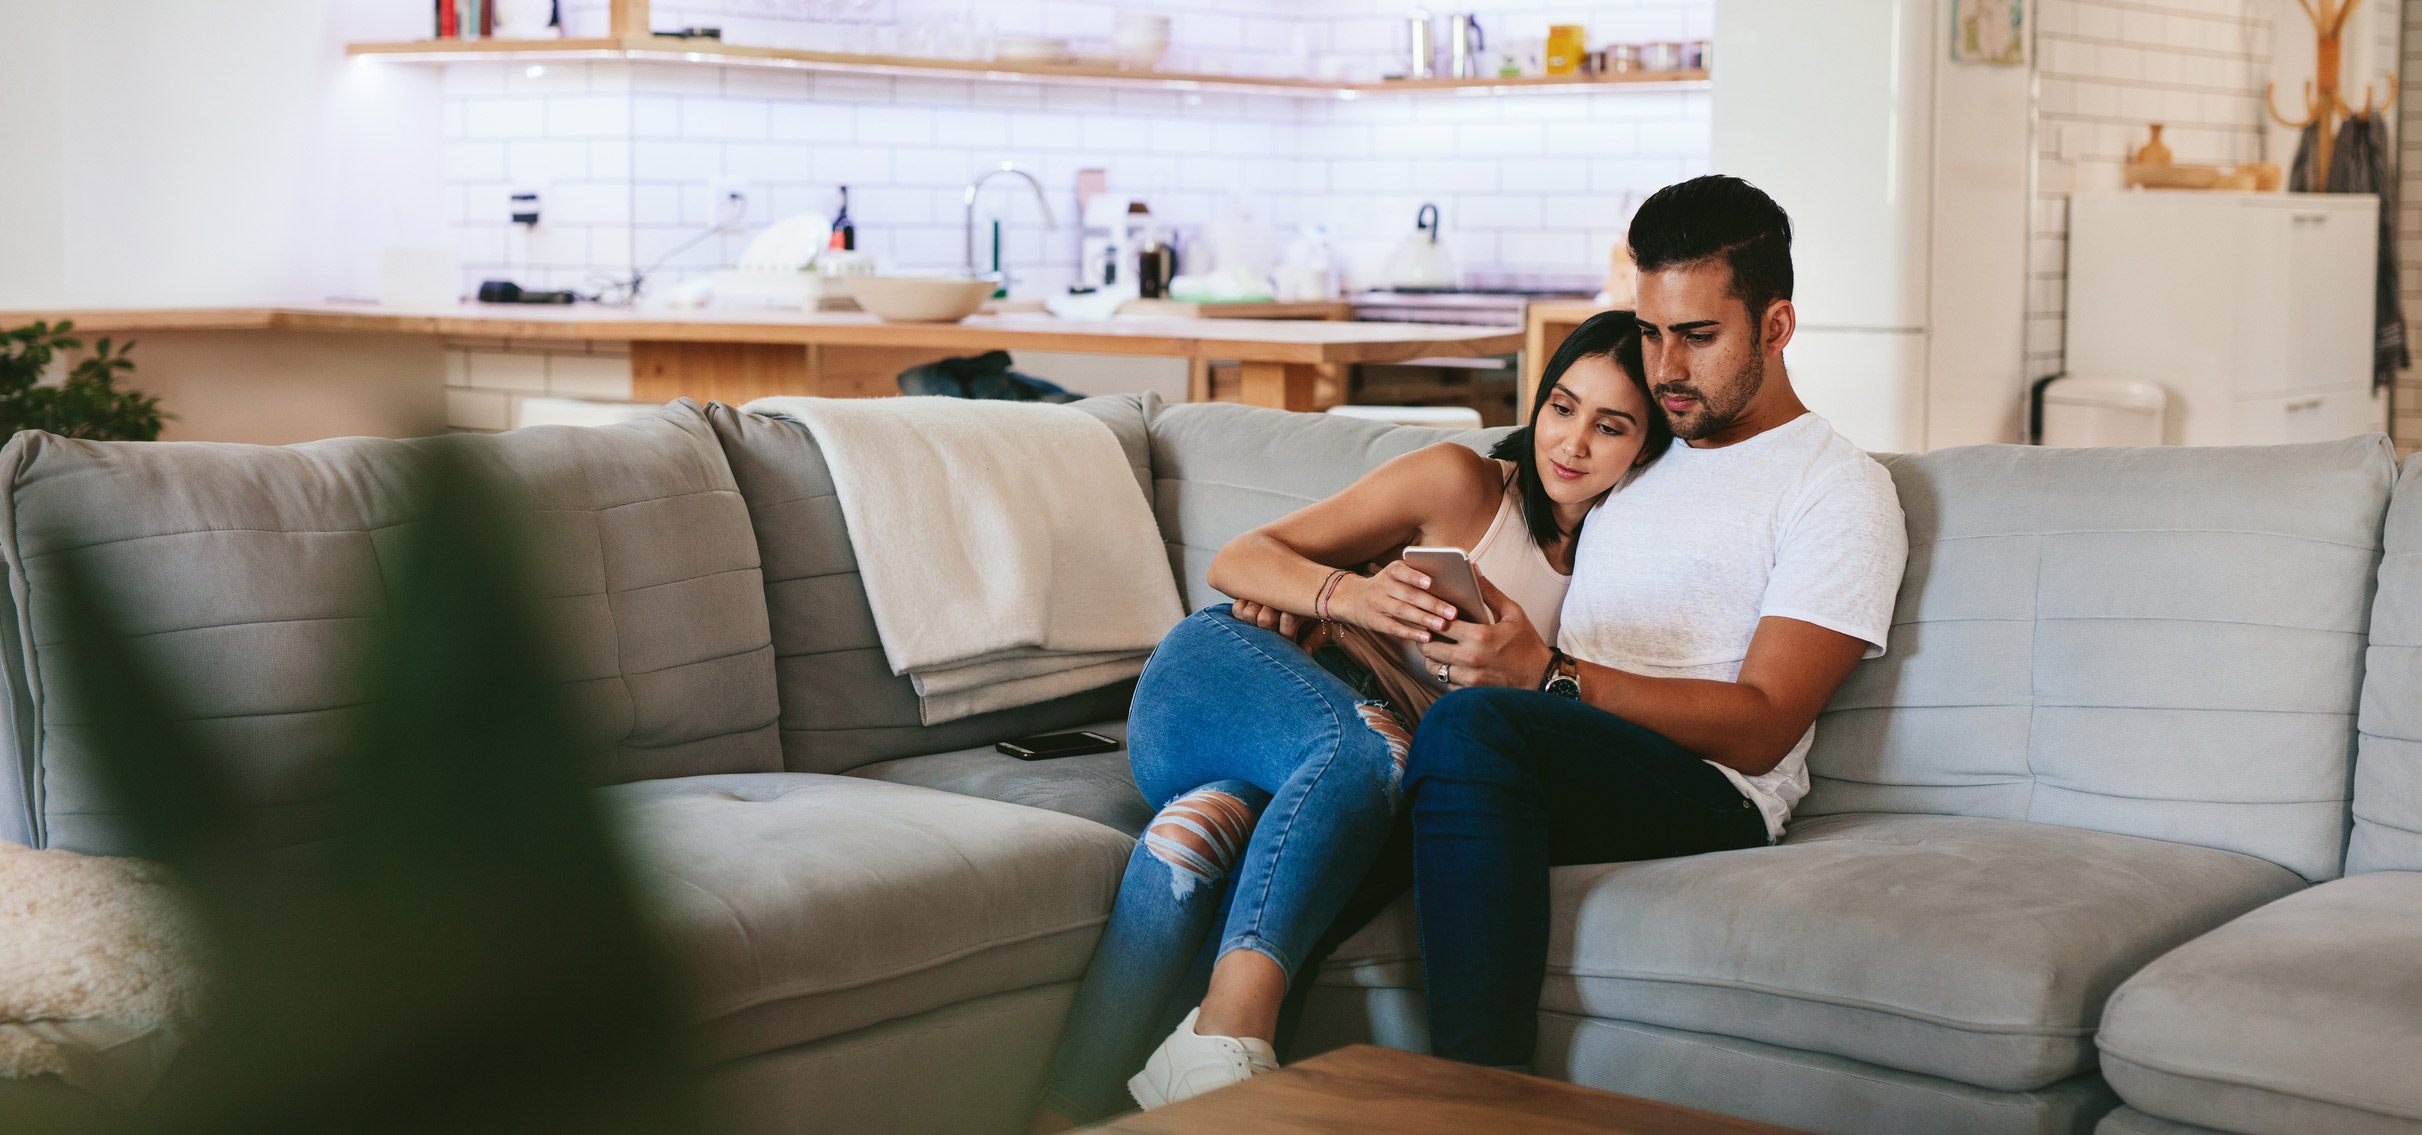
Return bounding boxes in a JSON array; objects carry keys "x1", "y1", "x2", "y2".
[
  {"x1": 1362, "y1": 442, "x2": 1504, "y2": 519},
  {"x1": 1385, "y1": 441, "x2": 1502, "y2": 491}
]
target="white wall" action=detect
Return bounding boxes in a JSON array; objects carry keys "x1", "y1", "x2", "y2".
[
  {"x1": 0, "y1": 1, "x2": 68, "y2": 308},
  {"x1": 0, "y1": 0, "x2": 448, "y2": 443},
  {"x1": 0, "y1": 0, "x2": 443, "y2": 309}
]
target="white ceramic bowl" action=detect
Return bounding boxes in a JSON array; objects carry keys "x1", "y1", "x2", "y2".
[
  {"x1": 849, "y1": 275, "x2": 995, "y2": 323},
  {"x1": 1113, "y1": 28, "x2": 1170, "y2": 68}
]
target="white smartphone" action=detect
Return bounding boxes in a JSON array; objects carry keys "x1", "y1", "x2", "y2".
[{"x1": 1401, "y1": 547, "x2": 1495, "y2": 625}]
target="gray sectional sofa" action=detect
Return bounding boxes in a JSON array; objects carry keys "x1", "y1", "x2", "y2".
[{"x1": 2, "y1": 394, "x2": 2416, "y2": 1135}]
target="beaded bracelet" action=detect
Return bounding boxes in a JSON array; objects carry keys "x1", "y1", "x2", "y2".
[{"x1": 1314, "y1": 568, "x2": 1350, "y2": 622}]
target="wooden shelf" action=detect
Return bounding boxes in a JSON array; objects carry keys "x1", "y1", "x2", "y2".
[{"x1": 345, "y1": 37, "x2": 1708, "y2": 98}]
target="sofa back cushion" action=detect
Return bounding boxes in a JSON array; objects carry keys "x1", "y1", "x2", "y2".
[
  {"x1": 0, "y1": 401, "x2": 781, "y2": 855},
  {"x1": 703, "y1": 396, "x2": 1156, "y2": 775},
  {"x1": 2350, "y1": 455, "x2": 2422, "y2": 873},
  {"x1": 1147, "y1": 402, "x2": 1509, "y2": 612},
  {"x1": 1802, "y1": 437, "x2": 2395, "y2": 882}
]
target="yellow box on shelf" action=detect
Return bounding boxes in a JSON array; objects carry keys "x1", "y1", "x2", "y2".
[{"x1": 1546, "y1": 25, "x2": 1587, "y2": 76}]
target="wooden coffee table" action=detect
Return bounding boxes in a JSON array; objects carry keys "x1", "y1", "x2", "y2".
[{"x1": 1077, "y1": 1044, "x2": 1807, "y2": 1134}]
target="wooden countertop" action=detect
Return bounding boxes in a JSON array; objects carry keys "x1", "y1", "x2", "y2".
[{"x1": 16, "y1": 301, "x2": 1520, "y2": 365}]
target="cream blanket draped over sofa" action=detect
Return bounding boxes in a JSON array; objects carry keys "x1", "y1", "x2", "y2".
[{"x1": 744, "y1": 396, "x2": 1182, "y2": 725}]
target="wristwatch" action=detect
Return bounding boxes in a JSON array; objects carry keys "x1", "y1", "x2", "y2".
[{"x1": 1540, "y1": 648, "x2": 1582, "y2": 700}]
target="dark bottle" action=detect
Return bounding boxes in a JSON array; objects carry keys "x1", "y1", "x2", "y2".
[{"x1": 830, "y1": 185, "x2": 856, "y2": 251}]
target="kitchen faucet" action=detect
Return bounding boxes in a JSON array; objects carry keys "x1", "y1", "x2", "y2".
[{"x1": 963, "y1": 162, "x2": 1058, "y2": 291}]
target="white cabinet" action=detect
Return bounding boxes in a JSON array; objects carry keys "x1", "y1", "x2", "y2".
[{"x1": 2066, "y1": 191, "x2": 2384, "y2": 446}]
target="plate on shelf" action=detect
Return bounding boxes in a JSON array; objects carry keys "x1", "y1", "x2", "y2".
[{"x1": 996, "y1": 36, "x2": 1075, "y2": 65}]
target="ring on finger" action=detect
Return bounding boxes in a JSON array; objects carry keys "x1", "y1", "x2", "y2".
[{"x1": 1435, "y1": 661, "x2": 1450, "y2": 684}]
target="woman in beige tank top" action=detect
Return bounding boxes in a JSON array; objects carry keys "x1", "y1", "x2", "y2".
[{"x1": 1035, "y1": 313, "x2": 1669, "y2": 1129}]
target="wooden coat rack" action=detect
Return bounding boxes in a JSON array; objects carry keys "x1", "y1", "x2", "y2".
[{"x1": 2265, "y1": 0, "x2": 2398, "y2": 190}]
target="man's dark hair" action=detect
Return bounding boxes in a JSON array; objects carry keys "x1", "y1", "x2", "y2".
[{"x1": 1627, "y1": 175, "x2": 1795, "y2": 337}]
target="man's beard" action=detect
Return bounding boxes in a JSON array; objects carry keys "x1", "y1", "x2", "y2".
[{"x1": 1661, "y1": 352, "x2": 1765, "y2": 441}]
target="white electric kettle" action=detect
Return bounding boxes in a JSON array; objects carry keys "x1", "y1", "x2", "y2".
[{"x1": 1388, "y1": 203, "x2": 1455, "y2": 289}]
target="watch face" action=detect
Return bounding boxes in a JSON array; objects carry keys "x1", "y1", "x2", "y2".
[{"x1": 1546, "y1": 676, "x2": 1582, "y2": 700}]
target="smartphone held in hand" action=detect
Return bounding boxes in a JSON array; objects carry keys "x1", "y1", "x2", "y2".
[{"x1": 1402, "y1": 547, "x2": 1495, "y2": 625}]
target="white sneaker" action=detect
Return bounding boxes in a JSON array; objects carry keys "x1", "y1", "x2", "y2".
[{"x1": 1126, "y1": 1008, "x2": 1279, "y2": 1110}]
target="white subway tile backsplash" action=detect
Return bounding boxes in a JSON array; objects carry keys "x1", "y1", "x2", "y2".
[
  {"x1": 633, "y1": 139, "x2": 722, "y2": 177},
  {"x1": 631, "y1": 95, "x2": 681, "y2": 136},
  {"x1": 507, "y1": 141, "x2": 591, "y2": 186},
  {"x1": 1502, "y1": 229, "x2": 1599, "y2": 268},
  {"x1": 772, "y1": 102, "x2": 857, "y2": 143},
  {"x1": 546, "y1": 353, "x2": 634, "y2": 399},
  {"x1": 1635, "y1": 121, "x2": 1701, "y2": 156},
  {"x1": 683, "y1": 97, "x2": 771, "y2": 139},
  {"x1": 548, "y1": 183, "x2": 630, "y2": 226},
  {"x1": 859, "y1": 105, "x2": 938, "y2": 144},
  {"x1": 516, "y1": 226, "x2": 592, "y2": 267},
  {"x1": 1330, "y1": 158, "x2": 1417, "y2": 192},
  {"x1": 445, "y1": 143, "x2": 509, "y2": 182},
  {"x1": 932, "y1": 108, "x2": 1014, "y2": 147},
  {"x1": 1453, "y1": 122, "x2": 1548, "y2": 156},
  {"x1": 443, "y1": 62, "x2": 509, "y2": 98},
  {"x1": 464, "y1": 350, "x2": 547, "y2": 392},
  {"x1": 725, "y1": 142, "x2": 812, "y2": 184},
  {"x1": 441, "y1": 3, "x2": 1717, "y2": 289},
  {"x1": 809, "y1": 145, "x2": 897, "y2": 184},
  {"x1": 1415, "y1": 159, "x2": 1499, "y2": 193},
  {"x1": 592, "y1": 139, "x2": 634, "y2": 180},
  {"x1": 1455, "y1": 195, "x2": 1544, "y2": 230},
  {"x1": 1500, "y1": 158, "x2": 1593, "y2": 193},
  {"x1": 463, "y1": 99, "x2": 547, "y2": 138}
]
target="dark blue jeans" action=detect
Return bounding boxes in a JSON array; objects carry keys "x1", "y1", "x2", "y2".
[{"x1": 1403, "y1": 686, "x2": 1771, "y2": 1068}]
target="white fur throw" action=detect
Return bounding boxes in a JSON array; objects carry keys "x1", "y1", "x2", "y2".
[{"x1": 0, "y1": 842, "x2": 200, "y2": 1094}]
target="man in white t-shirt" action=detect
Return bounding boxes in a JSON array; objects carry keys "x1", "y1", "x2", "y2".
[{"x1": 1401, "y1": 175, "x2": 1909, "y2": 1070}]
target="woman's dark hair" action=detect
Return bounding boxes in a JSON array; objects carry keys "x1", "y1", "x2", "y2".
[
  {"x1": 1488, "y1": 310, "x2": 1668, "y2": 550},
  {"x1": 1627, "y1": 175, "x2": 1795, "y2": 342}
]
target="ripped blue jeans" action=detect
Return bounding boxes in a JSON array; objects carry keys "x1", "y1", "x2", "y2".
[{"x1": 1041, "y1": 604, "x2": 1410, "y2": 1120}]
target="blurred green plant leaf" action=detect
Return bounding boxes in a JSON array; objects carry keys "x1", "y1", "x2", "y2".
[{"x1": 34, "y1": 450, "x2": 700, "y2": 1134}]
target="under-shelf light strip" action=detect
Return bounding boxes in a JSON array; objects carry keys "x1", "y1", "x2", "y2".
[{"x1": 351, "y1": 44, "x2": 1705, "y2": 100}]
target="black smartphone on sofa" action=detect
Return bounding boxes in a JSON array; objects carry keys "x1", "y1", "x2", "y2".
[{"x1": 996, "y1": 730, "x2": 1123, "y2": 760}]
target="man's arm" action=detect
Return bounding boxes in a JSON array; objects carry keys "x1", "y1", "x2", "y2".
[
  {"x1": 1416, "y1": 587, "x2": 1871, "y2": 779},
  {"x1": 1566, "y1": 616, "x2": 1870, "y2": 777}
]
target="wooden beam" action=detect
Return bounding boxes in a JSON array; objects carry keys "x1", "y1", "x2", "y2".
[
  {"x1": 813, "y1": 345, "x2": 964, "y2": 398},
  {"x1": 609, "y1": 0, "x2": 649, "y2": 38},
  {"x1": 630, "y1": 341, "x2": 809, "y2": 404},
  {"x1": 1239, "y1": 361, "x2": 1323, "y2": 412}
]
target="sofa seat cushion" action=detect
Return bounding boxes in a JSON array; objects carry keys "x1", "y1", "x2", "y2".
[
  {"x1": 1316, "y1": 813, "x2": 2302, "y2": 1092},
  {"x1": 845, "y1": 720, "x2": 1148, "y2": 837},
  {"x1": 2097, "y1": 871, "x2": 2422, "y2": 1135},
  {"x1": 603, "y1": 773, "x2": 1131, "y2": 1063}
]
